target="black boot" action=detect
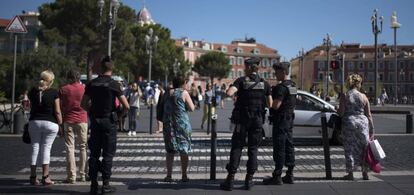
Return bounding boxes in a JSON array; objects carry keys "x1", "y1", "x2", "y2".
[
  {"x1": 282, "y1": 168, "x2": 294, "y2": 184},
  {"x1": 263, "y1": 171, "x2": 282, "y2": 185},
  {"x1": 89, "y1": 180, "x2": 98, "y2": 195},
  {"x1": 101, "y1": 180, "x2": 116, "y2": 194},
  {"x1": 244, "y1": 174, "x2": 254, "y2": 190},
  {"x1": 220, "y1": 173, "x2": 235, "y2": 191}
]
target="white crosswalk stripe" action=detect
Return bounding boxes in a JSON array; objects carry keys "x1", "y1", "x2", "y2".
[{"x1": 18, "y1": 136, "x2": 346, "y2": 174}]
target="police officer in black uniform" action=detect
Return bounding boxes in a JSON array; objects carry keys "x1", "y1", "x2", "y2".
[
  {"x1": 220, "y1": 58, "x2": 272, "y2": 191},
  {"x1": 263, "y1": 62, "x2": 297, "y2": 185},
  {"x1": 81, "y1": 56, "x2": 129, "y2": 194}
]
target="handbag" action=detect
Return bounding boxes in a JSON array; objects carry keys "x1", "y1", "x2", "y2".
[
  {"x1": 22, "y1": 123, "x2": 31, "y2": 144},
  {"x1": 365, "y1": 144, "x2": 381, "y2": 173},
  {"x1": 370, "y1": 139, "x2": 386, "y2": 161}
]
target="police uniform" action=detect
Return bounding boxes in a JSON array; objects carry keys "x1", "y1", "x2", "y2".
[
  {"x1": 264, "y1": 67, "x2": 297, "y2": 185},
  {"x1": 84, "y1": 75, "x2": 123, "y2": 184},
  {"x1": 221, "y1": 58, "x2": 271, "y2": 190}
]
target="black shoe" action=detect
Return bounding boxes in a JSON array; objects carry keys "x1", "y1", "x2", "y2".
[
  {"x1": 90, "y1": 181, "x2": 98, "y2": 195},
  {"x1": 102, "y1": 182, "x2": 116, "y2": 194},
  {"x1": 263, "y1": 175, "x2": 282, "y2": 185},
  {"x1": 282, "y1": 174, "x2": 294, "y2": 184},
  {"x1": 244, "y1": 174, "x2": 254, "y2": 190},
  {"x1": 220, "y1": 174, "x2": 234, "y2": 191}
]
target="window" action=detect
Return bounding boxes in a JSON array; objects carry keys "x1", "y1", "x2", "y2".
[
  {"x1": 235, "y1": 47, "x2": 243, "y2": 53},
  {"x1": 271, "y1": 59, "x2": 278, "y2": 65},
  {"x1": 262, "y1": 58, "x2": 269, "y2": 67},
  {"x1": 400, "y1": 61, "x2": 405, "y2": 69},
  {"x1": 264, "y1": 72, "x2": 268, "y2": 79},
  {"x1": 359, "y1": 62, "x2": 364, "y2": 70},
  {"x1": 253, "y1": 48, "x2": 260, "y2": 54},
  {"x1": 410, "y1": 73, "x2": 414, "y2": 81},
  {"x1": 237, "y1": 57, "x2": 243, "y2": 65},
  {"x1": 367, "y1": 72, "x2": 374, "y2": 82},
  {"x1": 411, "y1": 62, "x2": 414, "y2": 69},
  {"x1": 368, "y1": 62, "x2": 374, "y2": 70},
  {"x1": 296, "y1": 94, "x2": 324, "y2": 111},
  {"x1": 379, "y1": 73, "x2": 384, "y2": 81},
  {"x1": 388, "y1": 62, "x2": 394, "y2": 69},
  {"x1": 231, "y1": 70, "x2": 235, "y2": 78},
  {"x1": 348, "y1": 61, "x2": 354, "y2": 70},
  {"x1": 318, "y1": 73, "x2": 323, "y2": 81},
  {"x1": 379, "y1": 62, "x2": 384, "y2": 70},
  {"x1": 229, "y1": 57, "x2": 235, "y2": 65},
  {"x1": 221, "y1": 46, "x2": 227, "y2": 53},
  {"x1": 318, "y1": 61, "x2": 325, "y2": 70},
  {"x1": 389, "y1": 74, "x2": 394, "y2": 81},
  {"x1": 368, "y1": 86, "x2": 373, "y2": 92}
]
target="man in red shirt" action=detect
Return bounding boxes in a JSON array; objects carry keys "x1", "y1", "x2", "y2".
[{"x1": 59, "y1": 69, "x2": 88, "y2": 184}]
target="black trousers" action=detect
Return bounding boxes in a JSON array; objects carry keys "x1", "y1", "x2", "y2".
[
  {"x1": 226, "y1": 117, "x2": 263, "y2": 175},
  {"x1": 272, "y1": 118, "x2": 295, "y2": 174},
  {"x1": 88, "y1": 117, "x2": 117, "y2": 182}
]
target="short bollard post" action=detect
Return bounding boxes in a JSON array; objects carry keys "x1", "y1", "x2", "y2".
[
  {"x1": 407, "y1": 113, "x2": 413, "y2": 134},
  {"x1": 210, "y1": 113, "x2": 217, "y2": 180},
  {"x1": 321, "y1": 113, "x2": 332, "y2": 179}
]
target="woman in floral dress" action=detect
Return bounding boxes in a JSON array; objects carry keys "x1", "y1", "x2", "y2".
[
  {"x1": 338, "y1": 74, "x2": 374, "y2": 180},
  {"x1": 162, "y1": 76, "x2": 195, "y2": 182}
]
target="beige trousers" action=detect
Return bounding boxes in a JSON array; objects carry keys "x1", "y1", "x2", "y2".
[{"x1": 64, "y1": 122, "x2": 88, "y2": 181}]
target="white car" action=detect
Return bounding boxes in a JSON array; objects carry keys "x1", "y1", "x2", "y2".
[{"x1": 263, "y1": 90, "x2": 342, "y2": 144}]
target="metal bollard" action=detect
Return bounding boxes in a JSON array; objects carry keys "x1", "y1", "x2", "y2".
[
  {"x1": 207, "y1": 103, "x2": 211, "y2": 135},
  {"x1": 321, "y1": 113, "x2": 332, "y2": 179},
  {"x1": 407, "y1": 113, "x2": 413, "y2": 134},
  {"x1": 210, "y1": 113, "x2": 218, "y2": 180},
  {"x1": 149, "y1": 103, "x2": 153, "y2": 134}
]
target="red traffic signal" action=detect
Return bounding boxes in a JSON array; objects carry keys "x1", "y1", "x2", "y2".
[{"x1": 330, "y1": 60, "x2": 339, "y2": 70}]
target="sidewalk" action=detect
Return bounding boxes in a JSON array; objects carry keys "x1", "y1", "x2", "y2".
[{"x1": 0, "y1": 173, "x2": 413, "y2": 194}]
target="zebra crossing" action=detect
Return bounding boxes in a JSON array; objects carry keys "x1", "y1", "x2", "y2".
[{"x1": 18, "y1": 134, "x2": 348, "y2": 176}]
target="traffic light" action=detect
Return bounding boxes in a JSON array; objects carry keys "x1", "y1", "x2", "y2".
[{"x1": 330, "y1": 60, "x2": 339, "y2": 70}]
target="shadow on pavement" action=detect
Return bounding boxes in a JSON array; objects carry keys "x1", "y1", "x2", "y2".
[
  {"x1": 112, "y1": 178, "x2": 221, "y2": 191},
  {"x1": 0, "y1": 178, "x2": 85, "y2": 194}
]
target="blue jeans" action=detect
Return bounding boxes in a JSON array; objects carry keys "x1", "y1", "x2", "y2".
[{"x1": 128, "y1": 106, "x2": 138, "y2": 132}]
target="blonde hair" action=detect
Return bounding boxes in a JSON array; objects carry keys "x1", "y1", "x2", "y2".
[
  {"x1": 38, "y1": 70, "x2": 55, "y2": 91},
  {"x1": 347, "y1": 73, "x2": 362, "y2": 90}
]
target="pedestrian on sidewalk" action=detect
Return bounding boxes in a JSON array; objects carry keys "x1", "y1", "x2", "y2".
[
  {"x1": 59, "y1": 69, "x2": 88, "y2": 184},
  {"x1": 220, "y1": 58, "x2": 272, "y2": 191},
  {"x1": 127, "y1": 83, "x2": 142, "y2": 136},
  {"x1": 200, "y1": 83, "x2": 214, "y2": 131},
  {"x1": 263, "y1": 62, "x2": 297, "y2": 185},
  {"x1": 338, "y1": 74, "x2": 374, "y2": 180},
  {"x1": 81, "y1": 56, "x2": 129, "y2": 194},
  {"x1": 28, "y1": 70, "x2": 62, "y2": 186},
  {"x1": 162, "y1": 75, "x2": 195, "y2": 182},
  {"x1": 155, "y1": 83, "x2": 167, "y2": 134}
]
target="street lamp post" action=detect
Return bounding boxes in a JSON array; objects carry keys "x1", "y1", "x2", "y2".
[
  {"x1": 371, "y1": 9, "x2": 383, "y2": 105},
  {"x1": 98, "y1": 0, "x2": 120, "y2": 57},
  {"x1": 145, "y1": 28, "x2": 158, "y2": 134},
  {"x1": 323, "y1": 34, "x2": 332, "y2": 99},
  {"x1": 299, "y1": 48, "x2": 304, "y2": 90},
  {"x1": 391, "y1": 11, "x2": 401, "y2": 105}
]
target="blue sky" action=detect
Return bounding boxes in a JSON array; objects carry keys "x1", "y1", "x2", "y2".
[{"x1": 1, "y1": 0, "x2": 413, "y2": 60}]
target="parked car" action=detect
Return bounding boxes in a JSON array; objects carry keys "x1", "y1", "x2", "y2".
[{"x1": 263, "y1": 90, "x2": 342, "y2": 144}]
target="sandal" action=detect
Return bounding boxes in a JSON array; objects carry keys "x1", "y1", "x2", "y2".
[
  {"x1": 163, "y1": 176, "x2": 173, "y2": 182},
  {"x1": 29, "y1": 176, "x2": 39, "y2": 185},
  {"x1": 41, "y1": 175, "x2": 54, "y2": 186}
]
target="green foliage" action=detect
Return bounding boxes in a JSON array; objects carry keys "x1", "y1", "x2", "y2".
[
  {"x1": 130, "y1": 24, "x2": 190, "y2": 81},
  {"x1": 193, "y1": 51, "x2": 230, "y2": 81}
]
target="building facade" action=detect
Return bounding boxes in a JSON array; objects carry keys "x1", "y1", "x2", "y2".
[
  {"x1": 175, "y1": 37, "x2": 281, "y2": 89},
  {"x1": 292, "y1": 43, "x2": 414, "y2": 103}
]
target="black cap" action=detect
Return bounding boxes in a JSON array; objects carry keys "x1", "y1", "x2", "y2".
[
  {"x1": 244, "y1": 57, "x2": 261, "y2": 66},
  {"x1": 273, "y1": 62, "x2": 290, "y2": 71}
]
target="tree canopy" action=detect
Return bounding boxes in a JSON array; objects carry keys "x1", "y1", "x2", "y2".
[{"x1": 193, "y1": 51, "x2": 230, "y2": 82}]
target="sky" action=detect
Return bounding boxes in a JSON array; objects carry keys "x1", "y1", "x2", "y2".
[{"x1": 1, "y1": 0, "x2": 413, "y2": 60}]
